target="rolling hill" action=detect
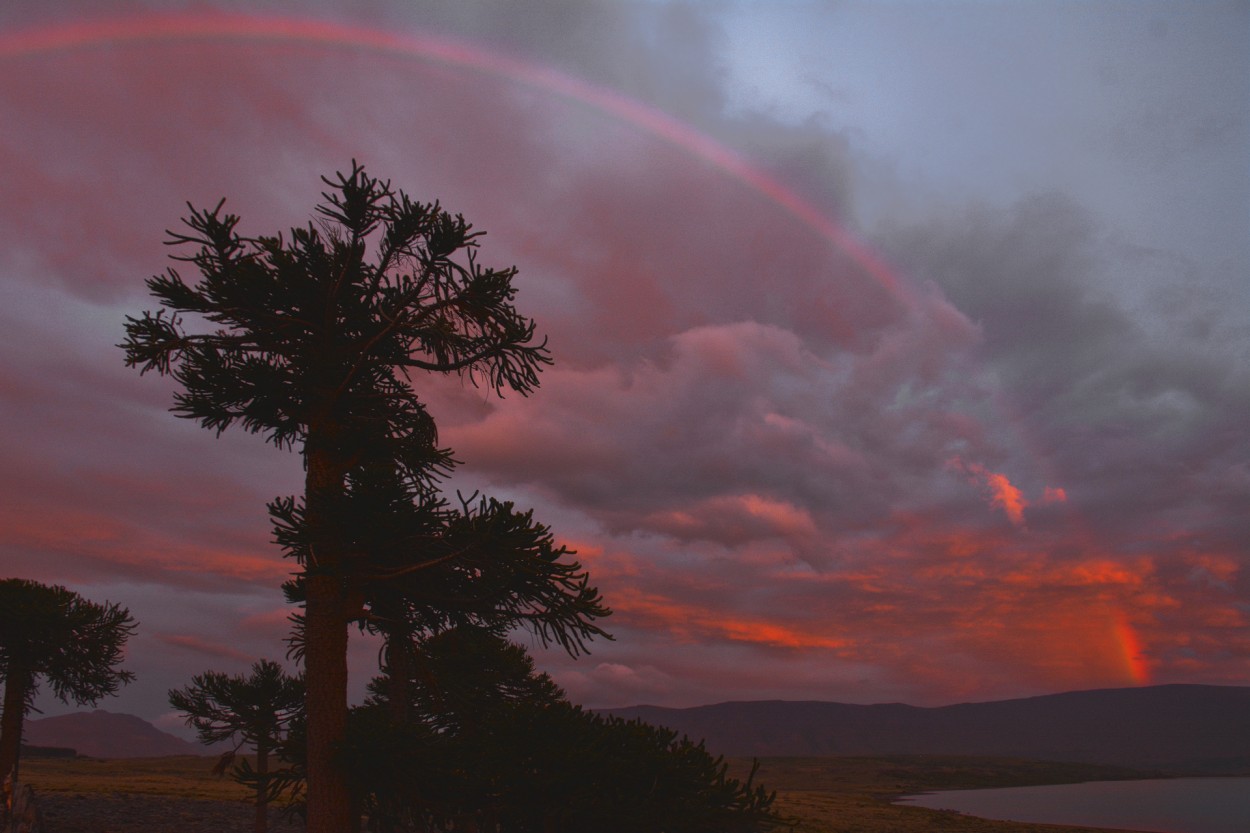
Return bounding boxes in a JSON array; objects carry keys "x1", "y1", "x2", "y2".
[
  {"x1": 605, "y1": 684, "x2": 1250, "y2": 773},
  {"x1": 23, "y1": 710, "x2": 203, "y2": 758}
]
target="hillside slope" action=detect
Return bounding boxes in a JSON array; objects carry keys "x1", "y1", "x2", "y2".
[
  {"x1": 605, "y1": 684, "x2": 1250, "y2": 773},
  {"x1": 24, "y1": 710, "x2": 203, "y2": 758}
]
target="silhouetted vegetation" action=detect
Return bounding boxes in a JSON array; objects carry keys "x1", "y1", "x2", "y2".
[
  {"x1": 122, "y1": 161, "x2": 584, "y2": 831},
  {"x1": 169, "y1": 659, "x2": 303, "y2": 833},
  {"x1": 123, "y1": 163, "x2": 783, "y2": 832},
  {"x1": 267, "y1": 628, "x2": 787, "y2": 832},
  {"x1": 278, "y1": 480, "x2": 610, "y2": 710},
  {"x1": 0, "y1": 579, "x2": 135, "y2": 781}
]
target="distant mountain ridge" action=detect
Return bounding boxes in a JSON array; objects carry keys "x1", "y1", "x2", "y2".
[
  {"x1": 23, "y1": 685, "x2": 1250, "y2": 770},
  {"x1": 23, "y1": 710, "x2": 203, "y2": 758},
  {"x1": 604, "y1": 684, "x2": 1250, "y2": 774}
]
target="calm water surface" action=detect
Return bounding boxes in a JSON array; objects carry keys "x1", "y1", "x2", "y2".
[{"x1": 898, "y1": 777, "x2": 1250, "y2": 833}]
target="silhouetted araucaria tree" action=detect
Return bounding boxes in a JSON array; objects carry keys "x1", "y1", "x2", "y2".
[
  {"x1": 122, "y1": 162, "x2": 554, "y2": 833},
  {"x1": 170, "y1": 659, "x2": 304, "y2": 833},
  {"x1": 0, "y1": 579, "x2": 136, "y2": 781}
]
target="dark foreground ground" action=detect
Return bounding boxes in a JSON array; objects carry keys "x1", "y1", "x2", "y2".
[
  {"x1": 39, "y1": 793, "x2": 303, "y2": 833},
  {"x1": 22, "y1": 753, "x2": 1164, "y2": 832}
]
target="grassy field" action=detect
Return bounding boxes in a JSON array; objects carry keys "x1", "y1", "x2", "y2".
[{"x1": 21, "y1": 753, "x2": 1162, "y2": 831}]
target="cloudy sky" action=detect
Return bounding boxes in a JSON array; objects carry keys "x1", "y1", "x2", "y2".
[{"x1": 2, "y1": 1, "x2": 1246, "y2": 738}]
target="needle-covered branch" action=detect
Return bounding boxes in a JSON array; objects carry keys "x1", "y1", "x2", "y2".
[
  {"x1": 276, "y1": 469, "x2": 611, "y2": 663},
  {"x1": 169, "y1": 660, "x2": 304, "y2": 750}
]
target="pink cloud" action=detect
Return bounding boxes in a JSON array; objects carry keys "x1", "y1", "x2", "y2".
[
  {"x1": 1, "y1": 8, "x2": 1245, "y2": 724},
  {"x1": 1043, "y1": 486, "x2": 1068, "y2": 504},
  {"x1": 985, "y1": 471, "x2": 1028, "y2": 526},
  {"x1": 157, "y1": 634, "x2": 256, "y2": 664},
  {"x1": 644, "y1": 493, "x2": 818, "y2": 549}
]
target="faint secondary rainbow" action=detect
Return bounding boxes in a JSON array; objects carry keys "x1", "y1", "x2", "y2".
[{"x1": 0, "y1": 10, "x2": 913, "y2": 310}]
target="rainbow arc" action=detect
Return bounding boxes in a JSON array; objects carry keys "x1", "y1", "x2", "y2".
[{"x1": 0, "y1": 10, "x2": 913, "y2": 310}]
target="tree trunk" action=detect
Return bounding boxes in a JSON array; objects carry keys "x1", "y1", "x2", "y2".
[
  {"x1": 304, "y1": 573, "x2": 351, "y2": 833},
  {"x1": 303, "y1": 437, "x2": 353, "y2": 833},
  {"x1": 254, "y1": 739, "x2": 269, "y2": 833},
  {"x1": 379, "y1": 608, "x2": 414, "y2": 725},
  {"x1": 0, "y1": 664, "x2": 30, "y2": 782}
]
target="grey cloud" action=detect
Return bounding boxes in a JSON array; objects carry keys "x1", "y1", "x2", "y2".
[{"x1": 878, "y1": 192, "x2": 1250, "y2": 558}]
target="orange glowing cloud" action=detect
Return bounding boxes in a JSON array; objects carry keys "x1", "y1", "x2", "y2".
[
  {"x1": 829, "y1": 549, "x2": 1170, "y2": 693},
  {"x1": 571, "y1": 509, "x2": 1217, "y2": 703},
  {"x1": 984, "y1": 471, "x2": 1027, "y2": 525},
  {"x1": 612, "y1": 587, "x2": 850, "y2": 651},
  {"x1": 947, "y1": 458, "x2": 1044, "y2": 526},
  {"x1": 935, "y1": 599, "x2": 1157, "y2": 691},
  {"x1": 982, "y1": 556, "x2": 1153, "y2": 593}
]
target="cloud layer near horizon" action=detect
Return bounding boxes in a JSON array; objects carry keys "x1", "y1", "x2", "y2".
[{"x1": 1, "y1": 1, "x2": 1246, "y2": 729}]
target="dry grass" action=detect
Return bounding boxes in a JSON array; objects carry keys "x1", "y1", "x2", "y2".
[{"x1": 20, "y1": 755, "x2": 251, "y2": 802}]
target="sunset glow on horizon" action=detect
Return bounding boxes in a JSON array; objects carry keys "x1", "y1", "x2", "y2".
[{"x1": 0, "y1": 2, "x2": 1245, "y2": 732}]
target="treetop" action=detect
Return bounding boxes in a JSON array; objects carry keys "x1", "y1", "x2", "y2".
[{"x1": 120, "y1": 161, "x2": 551, "y2": 481}]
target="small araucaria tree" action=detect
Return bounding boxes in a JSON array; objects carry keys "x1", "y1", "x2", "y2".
[
  {"x1": 0, "y1": 579, "x2": 136, "y2": 781},
  {"x1": 122, "y1": 162, "x2": 555, "y2": 832},
  {"x1": 170, "y1": 659, "x2": 304, "y2": 833}
]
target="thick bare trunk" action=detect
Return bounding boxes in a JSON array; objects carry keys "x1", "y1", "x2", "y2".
[
  {"x1": 303, "y1": 440, "x2": 353, "y2": 833},
  {"x1": 0, "y1": 665, "x2": 29, "y2": 782},
  {"x1": 304, "y1": 572, "x2": 351, "y2": 833}
]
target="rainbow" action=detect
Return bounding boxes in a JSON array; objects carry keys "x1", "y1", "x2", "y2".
[
  {"x1": 0, "y1": 10, "x2": 913, "y2": 309},
  {"x1": 1112, "y1": 613, "x2": 1151, "y2": 685}
]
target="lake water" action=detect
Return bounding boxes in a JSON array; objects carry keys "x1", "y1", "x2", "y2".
[{"x1": 898, "y1": 777, "x2": 1250, "y2": 833}]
